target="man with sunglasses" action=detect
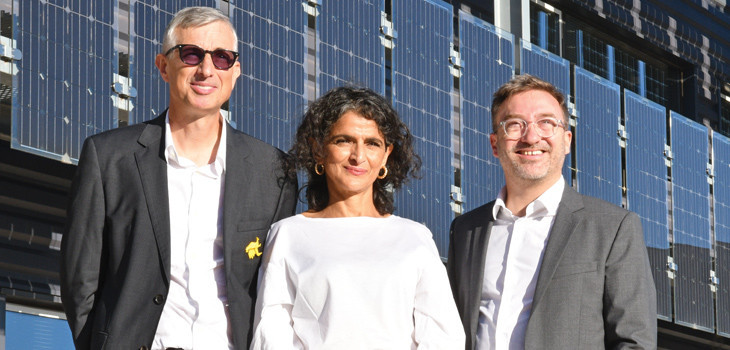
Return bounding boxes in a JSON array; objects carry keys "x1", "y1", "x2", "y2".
[
  {"x1": 447, "y1": 75, "x2": 656, "y2": 349},
  {"x1": 61, "y1": 7, "x2": 297, "y2": 350}
]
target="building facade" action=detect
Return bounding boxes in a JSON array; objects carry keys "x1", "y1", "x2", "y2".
[{"x1": 0, "y1": 0, "x2": 729, "y2": 348}]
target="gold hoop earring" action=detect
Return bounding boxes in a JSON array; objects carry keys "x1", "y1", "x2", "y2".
[
  {"x1": 377, "y1": 166, "x2": 388, "y2": 179},
  {"x1": 315, "y1": 163, "x2": 325, "y2": 175}
]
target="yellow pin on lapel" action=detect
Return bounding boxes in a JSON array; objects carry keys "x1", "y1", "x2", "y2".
[{"x1": 245, "y1": 237, "x2": 263, "y2": 260}]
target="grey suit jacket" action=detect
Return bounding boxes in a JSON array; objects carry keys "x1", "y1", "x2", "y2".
[
  {"x1": 60, "y1": 113, "x2": 297, "y2": 350},
  {"x1": 447, "y1": 185, "x2": 657, "y2": 350}
]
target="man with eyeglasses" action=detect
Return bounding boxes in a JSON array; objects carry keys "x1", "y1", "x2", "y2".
[
  {"x1": 447, "y1": 75, "x2": 656, "y2": 350},
  {"x1": 61, "y1": 7, "x2": 297, "y2": 350}
]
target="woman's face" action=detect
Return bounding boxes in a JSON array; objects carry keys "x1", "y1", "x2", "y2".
[{"x1": 320, "y1": 111, "x2": 393, "y2": 203}]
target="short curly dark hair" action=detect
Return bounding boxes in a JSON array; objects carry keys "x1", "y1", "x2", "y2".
[{"x1": 285, "y1": 86, "x2": 421, "y2": 215}]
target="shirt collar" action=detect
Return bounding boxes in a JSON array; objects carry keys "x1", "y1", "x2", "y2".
[
  {"x1": 492, "y1": 176, "x2": 566, "y2": 219},
  {"x1": 164, "y1": 111, "x2": 227, "y2": 175}
]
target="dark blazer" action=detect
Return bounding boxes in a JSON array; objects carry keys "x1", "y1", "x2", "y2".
[
  {"x1": 60, "y1": 113, "x2": 297, "y2": 350},
  {"x1": 447, "y1": 185, "x2": 657, "y2": 350}
]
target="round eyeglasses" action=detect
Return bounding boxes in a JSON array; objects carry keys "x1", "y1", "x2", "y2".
[
  {"x1": 165, "y1": 44, "x2": 239, "y2": 70},
  {"x1": 498, "y1": 117, "x2": 566, "y2": 139}
]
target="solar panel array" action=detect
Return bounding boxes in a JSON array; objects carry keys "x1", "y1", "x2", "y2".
[
  {"x1": 458, "y1": 11, "x2": 513, "y2": 213},
  {"x1": 6, "y1": 0, "x2": 730, "y2": 336}
]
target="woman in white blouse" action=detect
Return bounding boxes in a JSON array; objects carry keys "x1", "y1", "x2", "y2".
[{"x1": 251, "y1": 86, "x2": 465, "y2": 349}]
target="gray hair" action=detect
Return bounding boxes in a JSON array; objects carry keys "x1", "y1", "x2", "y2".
[{"x1": 161, "y1": 6, "x2": 238, "y2": 53}]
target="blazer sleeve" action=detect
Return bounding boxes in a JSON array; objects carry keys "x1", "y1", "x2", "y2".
[
  {"x1": 603, "y1": 211, "x2": 657, "y2": 349},
  {"x1": 60, "y1": 137, "x2": 106, "y2": 350},
  {"x1": 268, "y1": 150, "x2": 297, "y2": 224},
  {"x1": 273, "y1": 172, "x2": 297, "y2": 223}
]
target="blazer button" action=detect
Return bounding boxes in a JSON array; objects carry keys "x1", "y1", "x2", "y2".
[{"x1": 153, "y1": 294, "x2": 164, "y2": 305}]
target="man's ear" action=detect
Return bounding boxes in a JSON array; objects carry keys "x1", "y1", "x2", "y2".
[
  {"x1": 155, "y1": 54, "x2": 170, "y2": 82},
  {"x1": 490, "y1": 133, "x2": 499, "y2": 157}
]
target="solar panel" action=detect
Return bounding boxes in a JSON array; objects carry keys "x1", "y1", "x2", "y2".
[
  {"x1": 623, "y1": 90, "x2": 671, "y2": 320},
  {"x1": 130, "y1": 2, "x2": 171, "y2": 126},
  {"x1": 714, "y1": 132, "x2": 730, "y2": 336},
  {"x1": 317, "y1": 0, "x2": 385, "y2": 94},
  {"x1": 392, "y1": 0, "x2": 453, "y2": 257},
  {"x1": 573, "y1": 67, "x2": 622, "y2": 206},
  {"x1": 670, "y1": 111, "x2": 713, "y2": 332},
  {"x1": 458, "y1": 11, "x2": 514, "y2": 213},
  {"x1": 12, "y1": 1, "x2": 116, "y2": 163},
  {"x1": 519, "y1": 41, "x2": 572, "y2": 183},
  {"x1": 229, "y1": 0, "x2": 307, "y2": 152}
]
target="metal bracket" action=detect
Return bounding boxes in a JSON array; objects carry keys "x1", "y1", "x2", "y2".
[
  {"x1": 302, "y1": 0, "x2": 320, "y2": 17},
  {"x1": 711, "y1": 270, "x2": 720, "y2": 293},
  {"x1": 450, "y1": 185, "x2": 464, "y2": 214},
  {"x1": 617, "y1": 124, "x2": 627, "y2": 148},
  {"x1": 449, "y1": 44, "x2": 462, "y2": 78},
  {"x1": 666, "y1": 256, "x2": 677, "y2": 280},
  {"x1": 111, "y1": 74, "x2": 137, "y2": 111},
  {"x1": 380, "y1": 12, "x2": 396, "y2": 49},
  {"x1": 664, "y1": 144, "x2": 672, "y2": 168},
  {"x1": 0, "y1": 36, "x2": 21, "y2": 75},
  {"x1": 707, "y1": 163, "x2": 714, "y2": 185}
]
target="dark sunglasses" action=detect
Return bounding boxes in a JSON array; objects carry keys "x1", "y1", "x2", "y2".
[{"x1": 165, "y1": 44, "x2": 239, "y2": 70}]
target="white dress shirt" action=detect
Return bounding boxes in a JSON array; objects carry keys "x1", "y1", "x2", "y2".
[
  {"x1": 476, "y1": 178, "x2": 565, "y2": 350},
  {"x1": 152, "y1": 114, "x2": 232, "y2": 350},
  {"x1": 251, "y1": 214, "x2": 465, "y2": 349}
]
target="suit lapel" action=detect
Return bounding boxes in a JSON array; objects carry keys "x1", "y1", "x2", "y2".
[
  {"x1": 222, "y1": 125, "x2": 253, "y2": 287},
  {"x1": 135, "y1": 114, "x2": 172, "y2": 282},
  {"x1": 468, "y1": 203, "x2": 495, "y2": 342},
  {"x1": 531, "y1": 186, "x2": 584, "y2": 312}
]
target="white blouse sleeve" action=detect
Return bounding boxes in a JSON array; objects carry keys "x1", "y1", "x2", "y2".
[
  {"x1": 250, "y1": 224, "x2": 303, "y2": 350},
  {"x1": 413, "y1": 233, "x2": 466, "y2": 349}
]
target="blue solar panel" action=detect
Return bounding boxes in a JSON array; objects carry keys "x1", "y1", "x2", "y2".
[
  {"x1": 229, "y1": 1, "x2": 307, "y2": 152},
  {"x1": 670, "y1": 111, "x2": 713, "y2": 332},
  {"x1": 573, "y1": 67, "x2": 622, "y2": 206},
  {"x1": 392, "y1": 0, "x2": 453, "y2": 257},
  {"x1": 519, "y1": 41, "x2": 572, "y2": 183},
  {"x1": 130, "y1": 2, "x2": 171, "y2": 125},
  {"x1": 459, "y1": 11, "x2": 514, "y2": 213},
  {"x1": 317, "y1": 0, "x2": 385, "y2": 94},
  {"x1": 623, "y1": 90, "x2": 671, "y2": 320},
  {"x1": 714, "y1": 133, "x2": 730, "y2": 336},
  {"x1": 12, "y1": 1, "x2": 116, "y2": 163}
]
